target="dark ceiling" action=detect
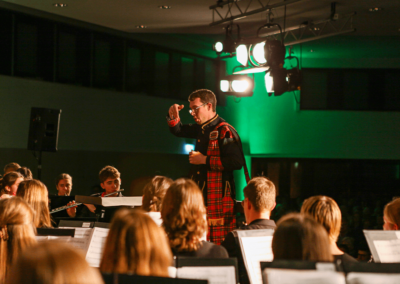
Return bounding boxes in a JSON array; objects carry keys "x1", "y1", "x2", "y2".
[{"x1": 2, "y1": 0, "x2": 400, "y2": 37}]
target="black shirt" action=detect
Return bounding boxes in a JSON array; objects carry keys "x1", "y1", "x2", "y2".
[
  {"x1": 221, "y1": 219, "x2": 277, "y2": 284},
  {"x1": 172, "y1": 241, "x2": 229, "y2": 259}
]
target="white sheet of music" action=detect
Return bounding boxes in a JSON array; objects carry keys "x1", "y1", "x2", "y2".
[
  {"x1": 264, "y1": 269, "x2": 345, "y2": 284},
  {"x1": 176, "y1": 266, "x2": 236, "y2": 284},
  {"x1": 36, "y1": 236, "x2": 72, "y2": 242},
  {"x1": 347, "y1": 272, "x2": 400, "y2": 284},
  {"x1": 85, "y1": 227, "x2": 109, "y2": 267},
  {"x1": 240, "y1": 235, "x2": 274, "y2": 284},
  {"x1": 373, "y1": 239, "x2": 400, "y2": 262},
  {"x1": 58, "y1": 227, "x2": 93, "y2": 252}
]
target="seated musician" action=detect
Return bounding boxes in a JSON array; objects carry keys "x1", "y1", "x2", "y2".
[
  {"x1": 50, "y1": 174, "x2": 96, "y2": 219},
  {"x1": 92, "y1": 166, "x2": 124, "y2": 222},
  {"x1": 98, "y1": 166, "x2": 123, "y2": 197}
]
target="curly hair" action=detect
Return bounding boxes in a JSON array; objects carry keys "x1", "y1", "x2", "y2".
[
  {"x1": 161, "y1": 178, "x2": 207, "y2": 252},
  {"x1": 142, "y1": 176, "x2": 173, "y2": 212}
]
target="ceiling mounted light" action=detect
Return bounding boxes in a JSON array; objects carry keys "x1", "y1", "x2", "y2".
[
  {"x1": 264, "y1": 72, "x2": 274, "y2": 94},
  {"x1": 368, "y1": 7, "x2": 382, "y2": 12},
  {"x1": 220, "y1": 75, "x2": 254, "y2": 97},
  {"x1": 136, "y1": 25, "x2": 147, "y2": 29},
  {"x1": 159, "y1": 5, "x2": 172, "y2": 9},
  {"x1": 53, "y1": 3, "x2": 67, "y2": 7},
  {"x1": 252, "y1": 42, "x2": 267, "y2": 65},
  {"x1": 213, "y1": 41, "x2": 224, "y2": 53},
  {"x1": 236, "y1": 44, "x2": 248, "y2": 66}
]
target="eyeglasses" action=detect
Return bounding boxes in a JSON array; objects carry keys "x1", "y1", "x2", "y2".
[{"x1": 189, "y1": 102, "x2": 208, "y2": 115}]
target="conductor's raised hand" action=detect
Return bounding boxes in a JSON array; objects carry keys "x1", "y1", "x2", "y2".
[{"x1": 169, "y1": 104, "x2": 184, "y2": 120}]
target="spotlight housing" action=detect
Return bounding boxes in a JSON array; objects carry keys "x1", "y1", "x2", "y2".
[
  {"x1": 220, "y1": 75, "x2": 254, "y2": 97},
  {"x1": 236, "y1": 44, "x2": 248, "y2": 66}
]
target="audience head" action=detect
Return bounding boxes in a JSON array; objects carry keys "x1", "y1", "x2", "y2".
[
  {"x1": 142, "y1": 176, "x2": 173, "y2": 212},
  {"x1": 243, "y1": 177, "x2": 276, "y2": 223},
  {"x1": 99, "y1": 166, "x2": 121, "y2": 195},
  {"x1": 16, "y1": 180, "x2": 52, "y2": 228},
  {"x1": 7, "y1": 242, "x2": 104, "y2": 284},
  {"x1": 15, "y1": 167, "x2": 33, "y2": 180},
  {"x1": 272, "y1": 213, "x2": 333, "y2": 262},
  {"x1": 300, "y1": 195, "x2": 341, "y2": 243},
  {"x1": 383, "y1": 197, "x2": 400, "y2": 230},
  {"x1": 55, "y1": 173, "x2": 73, "y2": 196},
  {"x1": 3, "y1": 163, "x2": 20, "y2": 175},
  {"x1": 0, "y1": 197, "x2": 36, "y2": 283},
  {"x1": 161, "y1": 178, "x2": 207, "y2": 252},
  {"x1": 100, "y1": 209, "x2": 172, "y2": 276},
  {"x1": 0, "y1": 172, "x2": 24, "y2": 197}
]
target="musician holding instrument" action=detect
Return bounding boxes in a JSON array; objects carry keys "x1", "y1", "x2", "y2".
[
  {"x1": 51, "y1": 174, "x2": 96, "y2": 219},
  {"x1": 98, "y1": 166, "x2": 123, "y2": 197}
]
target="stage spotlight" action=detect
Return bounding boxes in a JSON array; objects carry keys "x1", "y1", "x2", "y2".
[
  {"x1": 253, "y1": 42, "x2": 266, "y2": 64},
  {"x1": 287, "y1": 68, "x2": 302, "y2": 91},
  {"x1": 270, "y1": 67, "x2": 288, "y2": 96},
  {"x1": 220, "y1": 75, "x2": 254, "y2": 97},
  {"x1": 236, "y1": 44, "x2": 248, "y2": 66},
  {"x1": 213, "y1": 41, "x2": 223, "y2": 53},
  {"x1": 265, "y1": 40, "x2": 286, "y2": 68},
  {"x1": 264, "y1": 72, "x2": 274, "y2": 94},
  {"x1": 220, "y1": 80, "x2": 230, "y2": 92}
]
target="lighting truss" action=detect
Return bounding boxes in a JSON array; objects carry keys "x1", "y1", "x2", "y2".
[
  {"x1": 209, "y1": 0, "x2": 301, "y2": 26},
  {"x1": 259, "y1": 12, "x2": 356, "y2": 46}
]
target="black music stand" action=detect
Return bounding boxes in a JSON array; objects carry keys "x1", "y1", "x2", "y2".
[{"x1": 102, "y1": 274, "x2": 208, "y2": 284}]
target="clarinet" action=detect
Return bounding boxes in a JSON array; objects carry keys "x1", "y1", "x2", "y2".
[{"x1": 50, "y1": 189, "x2": 125, "y2": 214}]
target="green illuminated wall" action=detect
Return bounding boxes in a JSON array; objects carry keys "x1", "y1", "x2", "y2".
[{"x1": 220, "y1": 36, "x2": 400, "y2": 198}]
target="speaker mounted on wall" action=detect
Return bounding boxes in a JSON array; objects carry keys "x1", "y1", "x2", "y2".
[{"x1": 27, "y1": 107, "x2": 62, "y2": 152}]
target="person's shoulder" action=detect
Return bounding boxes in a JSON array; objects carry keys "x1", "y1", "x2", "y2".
[
  {"x1": 334, "y1": 252, "x2": 358, "y2": 263},
  {"x1": 201, "y1": 241, "x2": 229, "y2": 258},
  {"x1": 246, "y1": 219, "x2": 277, "y2": 230}
]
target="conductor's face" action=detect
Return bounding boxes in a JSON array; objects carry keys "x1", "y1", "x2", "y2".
[
  {"x1": 101, "y1": 177, "x2": 121, "y2": 196},
  {"x1": 189, "y1": 98, "x2": 212, "y2": 125}
]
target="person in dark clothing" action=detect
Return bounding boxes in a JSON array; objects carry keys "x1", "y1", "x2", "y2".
[
  {"x1": 167, "y1": 89, "x2": 247, "y2": 245},
  {"x1": 161, "y1": 178, "x2": 228, "y2": 258},
  {"x1": 221, "y1": 177, "x2": 277, "y2": 284},
  {"x1": 301, "y1": 195, "x2": 357, "y2": 264}
]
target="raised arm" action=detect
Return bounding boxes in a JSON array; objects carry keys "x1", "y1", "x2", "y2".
[{"x1": 167, "y1": 103, "x2": 199, "y2": 138}]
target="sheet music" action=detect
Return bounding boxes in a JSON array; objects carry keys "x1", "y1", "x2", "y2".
[
  {"x1": 36, "y1": 236, "x2": 72, "y2": 242},
  {"x1": 85, "y1": 227, "x2": 109, "y2": 267},
  {"x1": 347, "y1": 272, "x2": 400, "y2": 284},
  {"x1": 58, "y1": 227, "x2": 93, "y2": 252},
  {"x1": 264, "y1": 269, "x2": 345, "y2": 284},
  {"x1": 240, "y1": 235, "x2": 273, "y2": 284},
  {"x1": 176, "y1": 266, "x2": 235, "y2": 284},
  {"x1": 373, "y1": 239, "x2": 400, "y2": 263}
]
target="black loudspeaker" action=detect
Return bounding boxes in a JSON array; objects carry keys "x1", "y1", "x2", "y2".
[{"x1": 27, "y1": 107, "x2": 62, "y2": 152}]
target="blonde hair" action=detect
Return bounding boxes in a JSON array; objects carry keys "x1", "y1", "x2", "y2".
[
  {"x1": 272, "y1": 213, "x2": 333, "y2": 262},
  {"x1": 100, "y1": 209, "x2": 172, "y2": 276},
  {"x1": 161, "y1": 178, "x2": 207, "y2": 252},
  {"x1": 16, "y1": 180, "x2": 52, "y2": 228},
  {"x1": 384, "y1": 198, "x2": 400, "y2": 228},
  {"x1": 0, "y1": 172, "x2": 24, "y2": 196},
  {"x1": 243, "y1": 177, "x2": 276, "y2": 212},
  {"x1": 0, "y1": 197, "x2": 36, "y2": 283},
  {"x1": 300, "y1": 195, "x2": 341, "y2": 243},
  {"x1": 7, "y1": 241, "x2": 104, "y2": 284},
  {"x1": 142, "y1": 176, "x2": 173, "y2": 212}
]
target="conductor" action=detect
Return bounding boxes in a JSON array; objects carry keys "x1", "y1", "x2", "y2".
[{"x1": 167, "y1": 89, "x2": 247, "y2": 244}]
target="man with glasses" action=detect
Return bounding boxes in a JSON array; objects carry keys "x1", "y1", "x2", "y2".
[{"x1": 167, "y1": 89, "x2": 247, "y2": 245}]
